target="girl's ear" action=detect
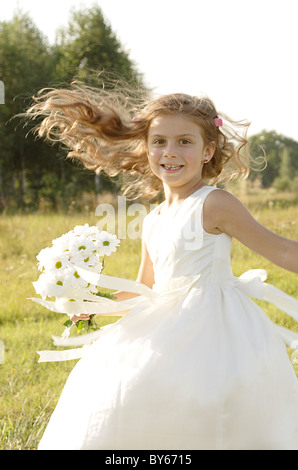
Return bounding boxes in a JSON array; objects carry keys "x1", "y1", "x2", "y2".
[{"x1": 204, "y1": 141, "x2": 216, "y2": 162}]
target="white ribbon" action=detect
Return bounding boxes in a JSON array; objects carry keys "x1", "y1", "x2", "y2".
[
  {"x1": 34, "y1": 268, "x2": 298, "y2": 363},
  {"x1": 35, "y1": 272, "x2": 201, "y2": 362},
  {"x1": 36, "y1": 347, "x2": 87, "y2": 362},
  {"x1": 236, "y1": 269, "x2": 298, "y2": 347},
  {"x1": 236, "y1": 269, "x2": 298, "y2": 322},
  {"x1": 31, "y1": 296, "x2": 137, "y2": 315}
]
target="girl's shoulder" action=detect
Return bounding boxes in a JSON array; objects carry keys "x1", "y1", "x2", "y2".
[
  {"x1": 204, "y1": 188, "x2": 245, "y2": 212},
  {"x1": 204, "y1": 187, "x2": 249, "y2": 221},
  {"x1": 203, "y1": 188, "x2": 248, "y2": 235}
]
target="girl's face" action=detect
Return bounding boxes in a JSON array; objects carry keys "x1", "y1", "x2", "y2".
[{"x1": 146, "y1": 114, "x2": 215, "y2": 191}]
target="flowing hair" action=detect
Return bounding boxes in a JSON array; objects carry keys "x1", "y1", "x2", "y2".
[{"x1": 24, "y1": 77, "x2": 251, "y2": 199}]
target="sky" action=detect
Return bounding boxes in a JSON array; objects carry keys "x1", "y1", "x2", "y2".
[{"x1": 1, "y1": 0, "x2": 298, "y2": 140}]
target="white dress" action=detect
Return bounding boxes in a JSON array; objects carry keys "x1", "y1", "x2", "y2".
[{"x1": 38, "y1": 186, "x2": 298, "y2": 450}]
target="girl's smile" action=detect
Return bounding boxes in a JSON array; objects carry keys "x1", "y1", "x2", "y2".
[{"x1": 160, "y1": 163, "x2": 184, "y2": 172}]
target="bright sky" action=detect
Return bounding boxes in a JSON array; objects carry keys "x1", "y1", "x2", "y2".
[{"x1": 1, "y1": 0, "x2": 298, "y2": 140}]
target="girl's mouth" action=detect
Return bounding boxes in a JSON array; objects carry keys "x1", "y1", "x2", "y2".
[{"x1": 160, "y1": 164, "x2": 184, "y2": 172}]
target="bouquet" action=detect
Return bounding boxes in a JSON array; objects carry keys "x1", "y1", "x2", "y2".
[{"x1": 33, "y1": 224, "x2": 120, "y2": 339}]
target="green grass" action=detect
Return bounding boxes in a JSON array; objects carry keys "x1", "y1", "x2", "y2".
[{"x1": 0, "y1": 189, "x2": 297, "y2": 449}]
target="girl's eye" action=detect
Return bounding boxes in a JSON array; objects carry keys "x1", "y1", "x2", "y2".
[
  {"x1": 179, "y1": 139, "x2": 191, "y2": 145},
  {"x1": 153, "y1": 139, "x2": 165, "y2": 145}
]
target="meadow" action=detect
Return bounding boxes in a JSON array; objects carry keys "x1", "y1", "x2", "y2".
[{"x1": 0, "y1": 185, "x2": 297, "y2": 450}]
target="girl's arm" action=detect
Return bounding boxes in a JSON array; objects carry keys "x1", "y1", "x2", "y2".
[
  {"x1": 101, "y1": 239, "x2": 154, "y2": 305},
  {"x1": 70, "y1": 240, "x2": 155, "y2": 321},
  {"x1": 204, "y1": 189, "x2": 298, "y2": 273}
]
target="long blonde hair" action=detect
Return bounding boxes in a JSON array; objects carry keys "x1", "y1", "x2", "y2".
[{"x1": 25, "y1": 78, "x2": 251, "y2": 199}]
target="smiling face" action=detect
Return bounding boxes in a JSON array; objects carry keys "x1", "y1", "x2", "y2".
[{"x1": 146, "y1": 114, "x2": 215, "y2": 193}]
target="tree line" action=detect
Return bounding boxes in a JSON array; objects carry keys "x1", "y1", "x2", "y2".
[
  {"x1": 0, "y1": 6, "x2": 143, "y2": 212},
  {"x1": 0, "y1": 6, "x2": 297, "y2": 213}
]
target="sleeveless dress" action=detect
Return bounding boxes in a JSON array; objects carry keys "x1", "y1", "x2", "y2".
[{"x1": 38, "y1": 186, "x2": 298, "y2": 450}]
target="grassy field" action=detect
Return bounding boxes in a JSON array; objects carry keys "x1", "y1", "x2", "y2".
[{"x1": 0, "y1": 186, "x2": 297, "y2": 450}]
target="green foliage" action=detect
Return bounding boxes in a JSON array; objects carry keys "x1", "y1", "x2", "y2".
[
  {"x1": 0, "y1": 12, "x2": 54, "y2": 209},
  {"x1": 54, "y1": 6, "x2": 142, "y2": 86},
  {"x1": 249, "y1": 130, "x2": 298, "y2": 189},
  {"x1": 0, "y1": 7, "x2": 144, "y2": 213},
  {"x1": 1, "y1": 7, "x2": 297, "y2": 214}
]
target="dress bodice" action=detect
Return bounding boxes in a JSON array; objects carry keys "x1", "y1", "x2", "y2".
[{"x1": 142, "y1": 186, "x2": 235, "y2": 291}]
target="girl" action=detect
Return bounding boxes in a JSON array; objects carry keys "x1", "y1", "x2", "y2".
[{"x1": 26, "y1": 83, "x2": 298, "y2": 450}]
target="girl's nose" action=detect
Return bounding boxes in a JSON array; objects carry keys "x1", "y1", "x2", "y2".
[{"x1": 163, "y1": 144, "x2": 177, "y2": 157}]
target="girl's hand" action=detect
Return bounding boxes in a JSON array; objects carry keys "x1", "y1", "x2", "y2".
[{"x1": 70, "y1": 314, "x2": 91, "y2": 323}]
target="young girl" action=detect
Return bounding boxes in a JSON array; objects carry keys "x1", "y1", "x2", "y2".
[{"x1": 26, "y1": 83, "x2": 298, "y2": 450}]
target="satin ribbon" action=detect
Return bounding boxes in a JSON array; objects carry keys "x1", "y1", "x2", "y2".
[
  {"x1": 34, "y1": 268, "x2": 298, "y2": 363},
  {"x1": 236, "y1": 269, "x2": 298, "y2": 348}
]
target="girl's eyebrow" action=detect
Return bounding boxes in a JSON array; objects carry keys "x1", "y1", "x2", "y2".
[{"x1": 150, "y1": 133, "x2": 196, "y2": 138}]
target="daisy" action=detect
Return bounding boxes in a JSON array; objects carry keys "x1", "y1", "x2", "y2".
[{"x1": 95, "y1": 231, "x2": 120, "y2": 256}]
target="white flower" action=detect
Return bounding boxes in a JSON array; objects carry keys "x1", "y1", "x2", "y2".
[
  {"x1": 63, "y1": 269, "x2": 89, "y2": 290},
  {"x1": 85, "y1": 251, "x2": 103, "y2": 267},
  {"x1": 72, "y1": 223, "x2": 91, "y2": 235},
  {"x1": 33, "y1": 272, "x2": 54, "y2": 300},
  {"x1": 36, "y1": 247, "x2": 53, "y2": 271},
  {"x1": 69, "y1": 252, "x2": 88, "y2": 268},
  {"x1": 34, "y1": 226, "x2": 120, "y2": 305},
  {"x1": 95, "y1": 231, "x2": 120, "y2": 256},
  {"x1": 68, "y1": 235, "x2": 95, "y2": 260},
  {"x1": 72, "y1": 224, "x2": 100, "y2": 240},
  {"x1": 32, "y1": 274, "x2": 47, "y2": 299},
  {"x1": 52, "y1": 231, "x2": 73, "y2": 251},
  {"x1": 36, "y1": 246, "x2": 71, "y2": 273}
]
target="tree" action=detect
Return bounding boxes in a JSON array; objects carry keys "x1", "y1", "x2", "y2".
[
  {"x1": 51, "y1": 5, "x2": 145, "y2": 200},
  {"x1": 53, "y1": 6, "x2": 143, "y2": 86},
  {"x1": 248, "y1": 130, "x2": 298, "y2": 189},
  {"x1": 0, "y1": 7, "x2": 144, "y2": 211},
  {"x1": 0, "y1": 11, "x2": 54, "y2": 208}
]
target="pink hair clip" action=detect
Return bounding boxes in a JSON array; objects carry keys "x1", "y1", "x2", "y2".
[
  {"x1": 132, "y1": 116, "x2": 140, "y2": 122},
  {"x1": 214, "y1": 117, "x2": 223, "y2": 127}
]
